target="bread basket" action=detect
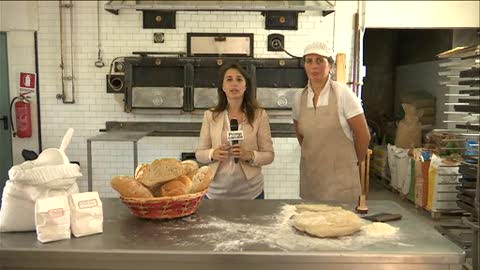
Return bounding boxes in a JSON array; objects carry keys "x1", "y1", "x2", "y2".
[{"x1": 120, "y1": 189, "x2": 207, "y2": 219}]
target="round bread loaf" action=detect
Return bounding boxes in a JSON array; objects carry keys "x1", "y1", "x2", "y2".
[
  {"x1": 176, "y1": 175, "x2": 193, "y2": 193},
  {"x1": 191, "y1": 166, "x2": 214, "y2": 193},
  {"x1": 159, "y1": 180, "x2": 187, "y2": 197},
  {"x1": 152, "y1": 182, "x2": 164, "y2": 197},
  {"x1": 136, "y1": 158, "x2": 186, "y2": 189},
  {"x1": 156, "y1": 175, "x2": 193, "y2": 197},
  {"x1": 181, "y1": 160, "x2": 199, "y2": 179},
  {"x1": 110, "y1": 176, "x2": 154, "y2": 198}
]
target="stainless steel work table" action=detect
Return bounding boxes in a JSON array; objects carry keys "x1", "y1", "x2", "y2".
[{"x1": 0, "y1": 200, "x2": 465, "y2": 270}]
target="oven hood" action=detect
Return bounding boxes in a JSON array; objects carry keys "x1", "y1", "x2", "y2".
[{"x1": 105, "y1": 1, "x2": 335, "y2": 15}]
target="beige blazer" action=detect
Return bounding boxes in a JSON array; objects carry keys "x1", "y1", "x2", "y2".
[{"x1": 195, "y1": 109, "x2": 274, "y2": 180}]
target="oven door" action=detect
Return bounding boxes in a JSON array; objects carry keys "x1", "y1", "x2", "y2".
[
  {"x1": 132, "y1": 87, "x2": 183, "y2": 109},
  {"x1": 256, "y1": 88, "x2": 302, "y2": 110}
]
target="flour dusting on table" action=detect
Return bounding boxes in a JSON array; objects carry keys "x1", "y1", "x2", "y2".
[{"x1": 174, "y1": 204, "x2": 401, "y2": 252}]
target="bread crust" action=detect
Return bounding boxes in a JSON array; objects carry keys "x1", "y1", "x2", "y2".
[
  {"x1": 134, "y1": 163, "x2": 148, "y2": 180},
  {"x1": 181, "y1": 160, "x2": 199, "y2": 179},
  {"x1": 191, "y1": 166, "x2": 214, "y2": 193},
  {"x1": 159, "y1": 180, "x2": 187, "y2": 197},
  {"x1": 176, "y1": 175, "x2": 193, "y2": 193},
  {"x1": 110, "y1": 176, "x2": 154, "y2": 198},
  {"x1": 155, "y1": 175, "x2": 193, "y2": 197},
  {"x1": 137, "y1": 158, "x2": 185, "y2": 189}
]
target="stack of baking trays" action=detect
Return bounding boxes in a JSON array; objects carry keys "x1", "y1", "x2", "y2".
[
  {"x1": 434, "y1": 44, "x2": 479, "y2": 270},
  {"x1": 458, "y1": 161, "x2": 478, "y2": 216}
]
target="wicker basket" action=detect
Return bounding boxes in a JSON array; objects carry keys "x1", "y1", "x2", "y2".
[{"x1": 120, "y1": 189, "x2": 207, "y2": 219}]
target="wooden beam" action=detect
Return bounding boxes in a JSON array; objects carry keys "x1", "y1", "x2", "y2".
[{"x1": 335, "y1": 53, "x2": 347, "y2": 84}]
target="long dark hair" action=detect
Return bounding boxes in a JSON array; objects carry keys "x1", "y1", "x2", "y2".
[{"x1": 211, "y1": 63, "x2": 261, "y2": 125}]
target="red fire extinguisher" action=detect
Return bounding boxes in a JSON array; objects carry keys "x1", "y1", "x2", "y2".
[{"x1": 9, "y1": 94, "x2": 32, "y2": 138}]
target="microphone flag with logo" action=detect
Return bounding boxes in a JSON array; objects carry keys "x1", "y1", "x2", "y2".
[{"x1": 228, "y1": 119, "x2": 244, "y2": 163}]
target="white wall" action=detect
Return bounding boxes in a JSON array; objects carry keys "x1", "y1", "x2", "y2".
[
  {"x1": 363, "y1": 1, "x2": 480, "y2": 28},
  {"x1": 0, "y1": 1, "x2": 38, "y2": 31}
]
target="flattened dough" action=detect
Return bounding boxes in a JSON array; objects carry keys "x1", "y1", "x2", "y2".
[
  {"x1": 292, "y1": 209, "x2": 363, "y2": 238},
  {"x1": 295, "y1": 204, "x2": 343, "y2": 212}
]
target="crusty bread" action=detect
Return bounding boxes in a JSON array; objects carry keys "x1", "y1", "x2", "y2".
[
  {"x1": 176, "y1": 175, "x2": 193, "y2": 193},
  {"x1": 134, "y1": 163, "x2": 149, "y2": 180},
  {"x1": 110, "y1": 176, "x2": 154, "y2": 198},
  {"x1": 136, "y1": 158, "x2": 186, "y2": 189},
  {"x1": 153, "y1": 175, "x2": 192, "y2": 197},
  {"x1": 191, "y1": 166, "x2": 214, "y2": 193},
  {"x1": 181, "y1": 160, "x2": 199, "y2": 179},
  {"x1": 152, "y1": 183, "x2": 164, "y2": 197},
  {"x1": 159, "y1": 180, "x2": 188, "y2": 197}
]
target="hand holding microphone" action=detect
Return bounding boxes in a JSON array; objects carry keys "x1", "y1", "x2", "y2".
[
  {"x1": 231, "y1": 144, "x2": 253, "y2": 162},
  {"x1": 228, "y1": 119, "x2": 245, "y2": 163},
  {"x1": 212, "y1": 144, "x2": 231, "y2": 162}
]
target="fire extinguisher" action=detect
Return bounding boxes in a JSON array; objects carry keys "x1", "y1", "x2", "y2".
[{"x1": 9, "y1": 94, "x2": 32, "y2": 138}]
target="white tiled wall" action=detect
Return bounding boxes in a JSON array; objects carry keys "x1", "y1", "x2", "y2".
[{"x1": 36, "y1": 1, "x2": 355, "y2": 199}]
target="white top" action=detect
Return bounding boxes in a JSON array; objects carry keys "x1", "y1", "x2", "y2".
[
  {"x1": 291, "y1": 78, "x2": 364, "y2": 141},
  {"x1": 207, "y1": 114, "x2": 263, "y2": 200}
]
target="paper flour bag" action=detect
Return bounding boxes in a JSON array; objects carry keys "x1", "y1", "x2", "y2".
[
  {"x1": 68, "y1": 192, "x2": 103, "y2": 237},
  {"x1": 35, "y1": 195, "x2": 71, "y2": 243}
]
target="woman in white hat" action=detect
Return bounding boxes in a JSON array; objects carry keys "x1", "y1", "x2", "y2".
[{"x1": 292, "y1": 42, "x2": 371, "y2": 202}]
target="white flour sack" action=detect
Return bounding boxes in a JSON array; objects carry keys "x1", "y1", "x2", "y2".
[
  {"x1": 68, "y1": 192, "x2": 103, "y2": 237},
  {"x1": 35, "y1": 195, "x2": 71, "y2": 243},
  {"x1": 0, "y1": 161, "x2": 81, "y2": 232}
]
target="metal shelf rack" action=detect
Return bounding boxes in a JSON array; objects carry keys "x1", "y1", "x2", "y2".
[{"x1": 435, "y1": 44, "x2": 479, "y2": 270}]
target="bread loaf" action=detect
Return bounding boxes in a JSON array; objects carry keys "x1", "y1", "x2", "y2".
[
  {"x1": 152, "y1": 183, "x2": 164, "y2": 197},
  {"x1": 136, "y1": 158, "x2": 185, "y2": 189},
  {"x1": 176, "y1": 175, "x2": 193, "y2": 193},
  {"x1": 181, "y1": 160, "x2": 199, "y2": 179},
  {"x1": 155, "y1": 175, "x2": 193, "y2": 197},
  {"x1": 110, "y1": 176, "x2": 154, "y2": 198},
  {"x1": 191, "y1": 166, "x2": 214, "y2": 193},
  {"x1": 159, "y1": 180, "x2": 187, "y2": 197},
  {"x1": 134, "y1": 163, "x2": 148, "y2": 180}
]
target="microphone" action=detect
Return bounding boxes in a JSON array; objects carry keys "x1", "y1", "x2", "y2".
[{"x1": 230, "y1": 119, "x2": 239, "y2": 163}]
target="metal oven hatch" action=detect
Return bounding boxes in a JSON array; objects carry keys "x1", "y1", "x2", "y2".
[
  {"x1": 187, "y1": 33, "x2": 254, "y2": 57},
  {"x1": 132, "y1": 87, "x2": 183, "y2": 108}
]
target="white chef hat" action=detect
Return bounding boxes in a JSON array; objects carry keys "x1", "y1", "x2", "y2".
[{"x1": 303, "y1": 42, "x2": 334, "y2": 58}]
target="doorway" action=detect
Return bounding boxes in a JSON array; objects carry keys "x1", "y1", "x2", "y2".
[{"x1": 0, "y1": 32, "x2": 13, "y2": 204}]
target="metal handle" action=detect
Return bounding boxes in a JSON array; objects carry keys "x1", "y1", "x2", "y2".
[{"x1": 1, "y1": 115, "x2": 7, "y2": 130}]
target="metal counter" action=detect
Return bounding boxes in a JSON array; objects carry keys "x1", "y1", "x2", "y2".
[{"x1": 0, "y1": 200, "x2": 465, "y2": 270}]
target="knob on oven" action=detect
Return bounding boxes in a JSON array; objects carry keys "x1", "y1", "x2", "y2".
[
  {"x1": 109, "y1": 77, "x2": 124, "y2": 92},
  {"x1": 276, "y1": 96, "x2": 288, "y2": 107},
  {"x1": 114, "y1": 62, "x2": 125, "y2": 72}
]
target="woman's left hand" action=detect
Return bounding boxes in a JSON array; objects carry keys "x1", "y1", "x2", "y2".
[{"x1": 230, "y1": 145, "x2": 253, "y2": 162}]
